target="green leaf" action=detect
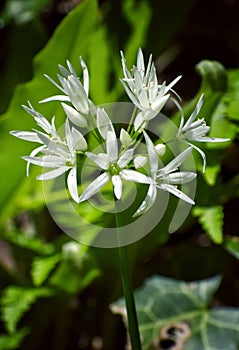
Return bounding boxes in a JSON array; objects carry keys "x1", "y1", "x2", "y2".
[
  {"x1": 49, "y1": 260, "x2": 100, "y2": 294},
  {"x1": 203, "y1": 164, "x2": 221, "y2": 186},
  {"x1": 179, "y1": 60, "x2": 228, "y2": 125},
  {"x1": 31, "y1": 254, "x2": 61, "y2": 286},
  {"x1": 196, "y1": 60, "x2": 228, "y2": 95},
  {"x1": 0, "y1": 328, "x2": 29, "y2": 350},
  {"x1": 1, "y1": 230, "x2": 54, "y2": 255},
  {"x1": 1, "y1": 286, "x2": 52, "y2": 333},
  {"x1": 0, "y1": 0, "x2": 100, "y2": 223},
  {"x1": 224, "y1": 236, "x2": 239, "y2": 260},
  {"x1": 193, "y1": 206, "x2": 224, "y2": 244},
  {"x1": 112, "y1": 275, "x2": 239, "y2": 350}
]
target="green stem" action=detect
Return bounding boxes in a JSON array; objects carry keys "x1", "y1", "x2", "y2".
[{"x1": 115, "y1": 207, "x2": 142, "y2": 350}]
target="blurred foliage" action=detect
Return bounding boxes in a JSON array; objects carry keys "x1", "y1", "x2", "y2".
[{"x1": 0, "y1": 0, "x2": 239, "y2": 349}]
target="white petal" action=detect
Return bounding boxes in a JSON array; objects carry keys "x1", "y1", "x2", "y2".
[
  {"x1": 23, "y1": 155, "x2": 66, "y2": 168},
  {"x1": 161, "y1": 172, "x2": 197, "y2": 184},
  {"x1": 65, "y1": 119, "x2": 73, "y2": 152},
  {"x1": 97, "y1": 108, "x2": 114, "y2": 139},
  {"x1": 120, "y1": 50, "x2": 133, "y2": 81},
  {"x1": 134, "y1": 112, "x2": 146, "y2": 132},
  {"x1": 66, "y1": 60, "x2": 77, "y2": 76},
  {"x1": 58, "y1": 64, "x2": 70, "y2": 77},
  {"x1": 43, "y1": 74, "x2": 65, "y2": 93},
  {"x1": 117, "y1": 149, "x2": 134, "y2": 168},
  {"x1": 143, "y1": 131, "x2": 158, "y2": 177},
  {"x1": 192, "y1": 136, "x2": 230, "y2": 143},
  {"x1": 136, "y1": 48, "x2": 145, "y2": 77},
  {"x1": 39, "y1": 95, "x2": 71, "y2": 103},
  {"x1": 71, "y1": 127, "x2": 87, "y2": 151},
  {"x1": 37, "y1": 166, "x2": 69, "y2": 180},
  {"x1": 165, "y1": 75, "x2": 182, "y2": 93},
  {"x1": 112, "y1": 175, "x2": 122, "y2": 199},
  {"x1": 79, "y1": 172, "x2": 110, "y2": 202},
  {"x1": 151, "y1": 94, "x2": 169, "y2": 115},
  {"x1": 120, "y1": 79, "x2": 142, "y2": 109},
  {"x1": 80, "y1": 57, "x2": 89, "y2": 96},
  {"x1": 158, "y1": 184, "x2": 195, "y2": 204},
  {"x1": 10, "y1": 131, "x2": 40, "y2": 143},
  {"x1": 67, "y1": 167, "x2": 79, "y2": 202},
  {"x1": 86, "y1": 152, "x2": 109, "y2": 170},
  {"x1": 133, "y1": 184, "x2": 157, "y2": 217},
  {"x1": 26, "y1": 145, "x2": 46, "y2": 176},
  {"x1": 159, "y1": 147, "x2": 192, "y2": 175},
  {"x1": 189, "y1": 143, "x2": 207, "y2": 173},
  {"x1": 145, "y1": 54, "x2": 153, "y2": 81},
  {"x1": 134, "y1": 156, "x2": 147, "y2": 169},
  {"x1": 106, "y1": 130, "x2": 118, "y2": 163},
  {"x1": 62, "y1": 103, "x2": 87, "y2": 127},
  {"x1": 183, "y1": 94, "x2": 204, "y2": 130},
  {"x1": 67, "y1": 76, "x2": 89, "y2": 114},
  {"x1": 120, "y1": 169, "x2": 153, "y2": 184}
]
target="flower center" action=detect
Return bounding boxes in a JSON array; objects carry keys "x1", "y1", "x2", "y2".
[{"x1": 109, "y1": 163, "x2": 121, "y2": 176}]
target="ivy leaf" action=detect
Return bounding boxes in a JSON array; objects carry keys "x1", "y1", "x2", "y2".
[
  {"x1": 31, "y1": 254, "x2": 61, "y2": 286},
  {"x1": 0, "y1": 328, "x2": 29, "y2": 350},
  {"x1": 111, "y1": 275, "x2": 239, "y2": 350},
  {"x1": 193, "y1": 206, "x2": 224, "y2": 244},
  {"x1": 0, "y1": 287, "x2": 52, "y2": 333}
]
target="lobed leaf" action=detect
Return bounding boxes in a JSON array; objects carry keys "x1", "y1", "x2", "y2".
[
  {"x1": 112, "y1": 275, "x2": 239, "y2": 350},
  {"x1": 193, "y1": 206, "x2": 224, "y2": 244},
  {"x1": 31, "y1": 254, "x2": 61, "y2": 286},
  {"x1": 0, "y1": 328, "x2": 29, "y2": 350},
  {"x1": 0, "y1": 287, "x2": 52, "y2": 333}
]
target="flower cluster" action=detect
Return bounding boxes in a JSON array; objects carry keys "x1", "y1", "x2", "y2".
[{"x1": 10, "y1": 49, "x2": 229, "y2": 216}]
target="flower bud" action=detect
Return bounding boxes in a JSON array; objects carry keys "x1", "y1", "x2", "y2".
[{"x1": 155, "y1": 143, "x2": 166, "y2": 156}]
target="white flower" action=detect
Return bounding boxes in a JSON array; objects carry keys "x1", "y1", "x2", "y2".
[
  {"x1": 22, "y1": 120, "x2": 87, "y2": 202},
  {"x1": 120, "y1": 48, "x2": 181, "y2": 130},
  {"x1": 40, "y1": 58, "x2": 92, "y2": 117},
  {"x1": 10, "y1": 102, "x2": 58, "y2": 143},
  {"x1": 134, "y1": 132, "x2": 196, "y2": 217},
  {"x1": 177, "y1": 94, "x2": 230, "y2": 172},
  {"x1": 79, "y1": 129, "x2": 153, "y2": 202},
  {"x1": 10, "y1": 102, "x2": 63, "y2": 175}
]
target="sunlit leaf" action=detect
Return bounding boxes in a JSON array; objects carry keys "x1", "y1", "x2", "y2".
[
  {"x1": 193, "y1": 206, "x2": 224, "y2": 244},
  {"x1": 0, "y1": 0, "x2": 100, "y2": 223},
  {"x1": 31, "y1": 254, "x2": 61, "y2": 286},
  {"x1": 0, "y1": 328, "x2": 29, "y2": 350},
  {"x1": 224, "y1": 236, "x2": 239, "y2": 260},
  {"x1": 1, "y1": 230, "x2": 54, "y2": 255},
  {"x1": 49, "y1": 260, "x2": 100, "y2": 294},
  {"x1": 1, "y1": 287, "x2": 52, "y2": 333}
]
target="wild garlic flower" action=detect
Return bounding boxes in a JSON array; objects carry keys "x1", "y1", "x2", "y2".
[
  {"x1": 120, "y1": 48, "x2": 181, "y2": 131},
  {"x1": 10, "y1": 48, "x2": 230, "y2": 216},
  {"x1": 12, "y1": 118, "x2": 87, "y2": 202},
  {"x1": 40, "y1": 58, "x2": 92, "y2": 121},
  {"x1": 177, "y1": 94, "x2": 230, "y2": 172},
  {"x1": 79, "y1": 129, "x2": 152, "y2": 202},
  {"x1": 10, "y1": 103, "x2": 63, "y2": 175},
  {"x1": 134, "y1": 132, "x2": 196, "y2": 217}
]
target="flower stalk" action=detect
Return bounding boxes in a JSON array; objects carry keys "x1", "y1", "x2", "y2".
[{"x1": 115, "y1": 207, "x2": 142, "y2": 350}]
